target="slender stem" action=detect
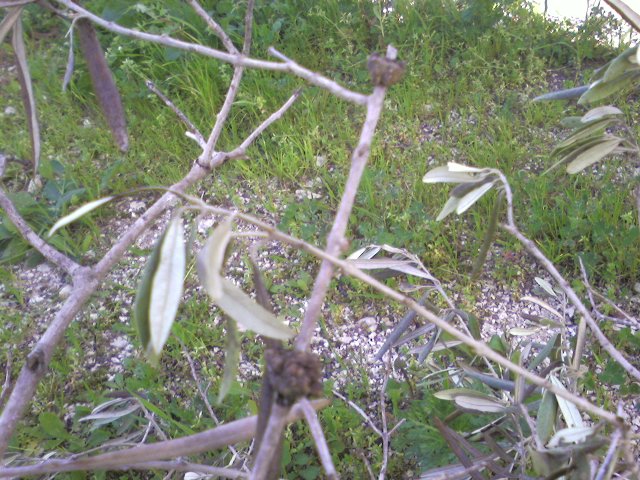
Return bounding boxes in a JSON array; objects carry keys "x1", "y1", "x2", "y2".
[
  {"x1": 0, "y1": 399, "x2": 329, "y2": 478},
  {"x1": 186, "y1": 0, "x2": 238, "y2": 54},
  {"x1": 295, "y1": 80, "x2": 388, "y2": 350},
  {"x1": 123, "y1": 461, "x2": 247, "y2": 479},
  {"x1": 497, "y1": 172, "x2": 640, "y2": 383},
  {"x1": 0, "y1": 186, "x2": 82, "y2": 276},
  {"x1": 249, "y1": 403, "x2": 289, "y2": 480},
  {"x1": 53, "y1": 0, "x2": 367, "y2": 105},
  {"x1": 300, "y1": 398, "x2": 338, "y2": 480}
]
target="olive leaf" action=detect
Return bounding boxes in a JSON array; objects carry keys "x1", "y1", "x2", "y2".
[
  {"x1": 134, "y1": 215, "x2": 186, "y2": 363},
  {"x1": 76, "y1": 19, "x2": 128, "y2": 152},
  {"x1": 197, "y1": 219, "x2": 294, "y2": 340},
  {"x1": 48, "y1": 196, "x2": 115, "y2": 237},
  {"x1": 217, "y1": 316, "x2": 240, "y2": 404}
]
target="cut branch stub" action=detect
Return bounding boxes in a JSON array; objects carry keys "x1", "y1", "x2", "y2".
[
  {"x1": 266, "y1": 346, "x2": 323, "y2": 406},
  {"x1": 76, "y1": 18, "x2": 129, "y2": 152},
  {"x1": 367, "y1": 52, "x2": 406, "y2": 87}
]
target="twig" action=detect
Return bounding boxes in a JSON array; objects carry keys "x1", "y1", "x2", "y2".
[
  {"x1": 0, "y1": 350, "x2": 12, "y2": 410},
  {"x1": 594, "y1": 404, "x2": 623, "y2": 480},
  {"x1": 173, "y1": 204, "x2": 623, "y2": 425},
  {"x1": 186, "y1": 0, "x2": 238, "y2": 54},
  {"x1": 200, "y1": 0, "x2": 255, "y2": 165},
  {"x1": 122, "y1": 461, "x2": 248, "y2": 478},
  {"x1": 295, "y1": 47, "x2": 395, "y2": 351},
  {"x1": 0, "y1": 399, "x2": 329, "y2": 478},
  {"x1": 145, "y1": 80, "x2": 205, "y2": 148},
  {"x1": 299, "y1": 398, "x2": 339, "y2": 480},
  {"x1": 53, "y1": 0, "x2": 367, "y2": 105},
  {"x1": 332, "y1": 390, "x2": 381, "y2": 436},
  {"x1": 0, "y1": 89, "x2": 299, "y2": 456},
  {"x1": 249, "y1": 402, "x2": 289, "y2": 480},
  {"x1": 0, "y1": 186, "x2": 83, "y2": 276},
  {"x1": 180, "y1": 340, "x2": 246, "y2": 468},
  {"x1": 578, "y1": 258, "x2": 639, "y2": 328},
  {"x1": 497, "y1": 173, "x2": 640, "y2": 383}
]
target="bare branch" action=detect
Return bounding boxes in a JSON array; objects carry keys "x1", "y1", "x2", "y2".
[
  {"x1": 122, "y1": 461, "x2": 247, "y2": 479},
  {"x1": 53, "y1": 0, "x2": 367, "y2": 105},
  {"x1": 249, "y1": 403, "x2": 289, "y2": 480},
  {"x1": 242, "y1": 0, "x2": 255, "y2": 56},
  {"x1": 0, "y1": 399, "x2": 329, "y2": 478},
  {"x1": 332, "y1": 390, "x2": 381, "y2": 436},
  {"x1": 186, "y1": 0, "x2": 239, "y2": 54},
  {"x1": 145, "y1": 80, "x2": 205, "y2": 148},
  {"x1": 0, "y1": 186, "x2": 83, "y2": 276},
  {"x1": 300, "y1": 398, "x2": 338, "y2": 480},
  {"x1": 0, "y1": 350, "x2": 11, "y2": 410},
  {"x1": 594, "y1": 404, "x2": 624, "y2": 480},
  {"x1": 295, "y1": 77, "x2": 389, "y2": 350}
]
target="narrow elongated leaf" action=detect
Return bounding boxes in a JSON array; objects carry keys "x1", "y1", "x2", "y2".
[
  {"x1": 148, "y1": 216, "x2": 186, "y2": 359},
  {"x1": 12, "y1": 14, "x2": 40, "y2": 173},
  {"x1": 560, "y1": 116, "x2": 584, "y2": 129},
  {"x1": 603, "y1": 45, "x2": 639, "y2": 81},
  {"x1": 535, "y1": 277, "x2": 557, "y2": 298},
  {"x1": 455, "y1": 180, "x2": 496, "y2": 214},
  {"x1": 581, "y1": 105, "x2": 623, "y2": 123},
  {"x1": 547, "y1": 426, "x2": 596, "y2": 448},
  {"x1": 537, "y1": 389, "x2": 558, "y2": 444},
  {"x1": 460, "y1": 364, "x2": 515, "y2": 392},
  {"x1": 604, "y1": 0, "x2": 640, "y2": 32},
  {"x1": 134, "y1": 235, "x2": 162, "y2": 353},
  {"x1": 423, "y1": 166, "x2": 482, "y2": 184},
  {"x1": 532, "y1": 85, "x2": 589, "y2": 102},
  {"x1": 76, "y1": 19, "x2": 128, "y2": 152},
  {"x1": 216, "y1": 278, "x2": 294, "y2": 340},
  {"x1": 450, "y1": 175, "x2": 496, "y2": 198},
  {"x1": 217, "y1": 316, "x2": 240, "y2": 404},
  {"x1": 545, "y1": 135, "x2": 612, "y2": 174},
  {"x1": 447, "y1": 162, "x2": 485, "y2": 173},
  {"x1": 566, "y1": 137, "x2": 622, "y2": 173},
  {"x1": 549, "y1": 376, "x2": 583, "y2": 428},
  {"x1": 0, "y1": 6, "x2": 22, "y2": 44},
  {"x1": 578, "y1": 71, "x2": 640, "y2": 105},
  {"x1": 529, "y1": 333, "x2": 560, "y2": 371},
  {"x1": 196, "y1": 218, "x2": 233, "y2": 299},
  {"x1": 454, "y1": 395, "x2": 507, "y2": 413},
  {"x1": 347, "y1": 245, "x2": 380, "y2": 260},
  {"x1": 553, "y1": 118, "x2": 619, "y2": 153},
  {"x1": 435, "y1": 195, "x2": 460, "y2": 221},
  {"x1": 509, "y1": 327, "x2": 540, "y2": 336},
  {"x1": 48, "y1": 196, "x2": 115, "y2": 237}
]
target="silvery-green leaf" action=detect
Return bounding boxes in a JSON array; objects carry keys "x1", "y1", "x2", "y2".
[
  {"x1": 509, "y1": 327, "x2": 541, "y2": 336},
  {"x1": 134, "y1": 237, "x2": 162, "y2": 357},
  {"x1": 547, "y1": 426, "x2": 596, "y2": 448},
  {"x1": 535, "y1": 277, "x2": 557, "y2": 298},
  {"x1": 560, "y1": 116, "x2": 584, "y2": 129},
  {"x1": 0, "y1": 6, "x2": 22, "y2": 44},
  {"x1": 12, "y1": 14, "x2": 40, "y2": 173},
  {"x1": 453, "y1": 394, "x2": 507, "y2": 413},
  {"x1": 578, "y1": 71, "x2": 640, "y2": 105},
  {"x1": 546, "y1": 135, "x2": 612, "y2": 174},
  {"x1": 603, "y1": 45, "x2": 639, "y2": 81},
  {"x1": 605, "y1": 1, "x2": 640, "y2": 33},
  {"x1": 148, "y1": 216, "x2": 186, "y2": 359},
  {"x1": 216, "y1": 278, "x2": 294, "y2": 340},
  {"x1": 347, "y1": 245, "x2": 381, "y2": 260},
  {"x1": 197, "y1": 218, "x2": 233, "y2": 300},
  {"x1": 537, "y1": 388, "x2": 558, "y2": 444},
  {"x1": 549, "y1": 375, "x2": 584, "y2": 428},
  {"x1": 435, "y1": 195, "x2": 459, "y2": 221},
  {"x1": 217, "y1": 316, "x2": 240, "y2": 404},
  {"x1": 532, "y1": 85, "x2": 589, "y2": 102},
  {"x1": 48, "y1": 196, "x2": 115, "y2": 237},
  {"x1": 580, "y1": 105, "x2": 623, "y2": 123},
  {"x1": 520, "y1": 295, "x2": 563, "y2": 320},
  {"x1": 423, "y1": 166, "x2": 481, "y2": 184},
  {"x1": 447, "y1": 162, "x2": 485, "y2": 173},
  {"x1": 450, "y1": 176, "x2": 495, "y2": 198},
  {"x1": 553, "y1": 118, "x2": 619, "y2": 153},
  {"x1": 455, "y1": 180, "x2": 496, "y2": 215},
  {"x1": 566, "y1": 137, "x2": 622, "y2": 173}
]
